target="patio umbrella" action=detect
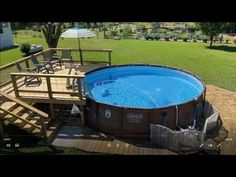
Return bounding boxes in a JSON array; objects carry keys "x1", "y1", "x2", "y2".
[{"x1": 60, "y1": 25, "x2": 96, "y2": 50}]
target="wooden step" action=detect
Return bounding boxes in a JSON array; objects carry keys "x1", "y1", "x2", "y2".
[
  {"x1": 8, "y1": 103, "x2": 20, "y2": 112},
  {"x1": 14, "y1": 113, "x2": 32, "y2": 127},
  {"x1": 0, "y1": 92, "x2": 48, "y2": 118},
  {"x1": 0, "y1": 107, "x2": 42, "y2": 129},
  {"x1": 14, "y1": 119, "x2": 23, "y2": 124},
  {"x1": 23, "y1": 123, "x2": 40, "y2": 133},
  {"x1": 46, "y1": 121, "x2": 61, "y2": 141},
  {"x1": 21, "y1": 113, "x2": 32, "y2": 120},
  {"x1": 32, "y1": 128, "x2": 41, "y2": 134},
  {"x1": 0, "y1": 102, "x2": 19, "y2": 118},
  {"x1": 12, "y1": 106, "x2": 25, "y2": 116}
]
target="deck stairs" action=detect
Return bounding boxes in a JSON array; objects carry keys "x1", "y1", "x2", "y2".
[{"x1": 0, "y1": 92, "x2": 60, "y2": 141}]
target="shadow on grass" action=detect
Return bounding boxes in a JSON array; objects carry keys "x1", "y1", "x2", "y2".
[
  {"x1": 0, "y1": 45, "x2": 19, "y2": 52},
  {"x1": 206, "y1": 45, "x2": 236, "y2": 52}
]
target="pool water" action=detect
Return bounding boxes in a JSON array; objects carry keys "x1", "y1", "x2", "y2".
[{"x1": 84, "y1": 66, "x2": 204, "y2": 108}]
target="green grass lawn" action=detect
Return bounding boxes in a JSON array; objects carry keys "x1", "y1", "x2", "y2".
[{"x1": 1, "y1": 37, "x2": 236, "y2": 92}]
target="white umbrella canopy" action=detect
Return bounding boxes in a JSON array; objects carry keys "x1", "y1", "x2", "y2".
[{"x1": 60, "y1": 26, "x2": 96, "y2": 49}]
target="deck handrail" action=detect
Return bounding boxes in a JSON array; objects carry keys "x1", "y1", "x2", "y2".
[
  {"x1": 10, "y1": 73, "x2": 85, "y2": 100},
  {"x1": 51, "y1": 48, "x2": 113, "y2": 65},
  {"x1": 51, "y1": 48, "x2": 113, "y2": 52},
  {"x1": 0, "y1": 48, "x2": 112, "y2": 87},
  {"x1": 0, "y1": 49, "x2": 50, "y2": 71},
  {"x1": 10, "y1": 73, "x2": 85, "y2": 78}
]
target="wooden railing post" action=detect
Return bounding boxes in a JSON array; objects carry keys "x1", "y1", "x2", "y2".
[
  {"x1": 77, "y1": 77, "x2": 82, "y2": 100},
  {"x1": 25, "y1": 59, "x2": 30, "y2": 69},
  {"x1": 50, "y1": 103, "x2": 55, "y2": 119},
  {"x1": 46, "y1": 76, "x2": 53, "y2": 99},
  {"x1": 108, "y1": 51, "x2": 112, "y2": 66},
  {"x1": 39, "y1": 116, "x2": 47, "y2": 140},
  {"x1": 10, "y1": 74, "x2": 19, "y2": 97}
]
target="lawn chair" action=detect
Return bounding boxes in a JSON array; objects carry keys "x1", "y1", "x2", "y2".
[
  {"x1": 61, "y1": 49, "x2": 73, "y2": 67},
  {"x1": 30, "y1": 55, "x2": 52, "y2": 74},
  {"x1": 15, "y1": 62, "x2": 41, "y2": 86},
  {"x1": 42, "y1": 50, "x2": 62, "y2": 73}
]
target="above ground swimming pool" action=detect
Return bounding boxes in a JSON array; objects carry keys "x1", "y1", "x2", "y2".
[{"x1": 84, "y1": 65, "x2": 206, "y2": 139}]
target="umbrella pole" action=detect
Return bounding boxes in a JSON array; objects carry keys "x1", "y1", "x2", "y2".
[
  {"x1": 78, "y1": 38, "x2": 81, "y2": 50},
  {"x1": 78, "y1": 38, "x2": 83, "y2": 65}
]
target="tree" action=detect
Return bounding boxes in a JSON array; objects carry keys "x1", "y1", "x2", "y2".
[
  {"x1": 137, "y1": 23, "x2": 147, "y2": 33},
  {"x1": 199, "y1": 22, "x2": 225, "y2": 48},
  {"x1": 96, "y1": 22, "x2": 117, "y2": 39},
  {"x1": 41, "y1": 22, "x2": 64, "y2": 48},
  {"x1": 121, "y1": 25, "x2": 132, "y2": 38},
  {"x1": 224, "y1": 22, "x2": 236, "y2": 33},
  {"x1": 151, "y1": 22, "x2": 160, "y2": 33}
]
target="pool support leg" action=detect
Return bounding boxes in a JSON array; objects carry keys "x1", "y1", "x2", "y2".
[{"x1": 80, "y1": 105, "x2": 85, "y2": 127}]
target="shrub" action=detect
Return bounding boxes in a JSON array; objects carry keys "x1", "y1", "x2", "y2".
[
  {"x1": 144, "y1": 33, "x2": 153, "y2": 40},
  {"x1": 153, "y1": 34, "x2": 160, "y2": 40},
  {"x1": 164, "y1": 35, "x2": 170, "y2": 41},
  {"x1": 177, "y1": 34, "x2": 183, "y2": 40},
  {"x1": 32, "y1": 34, "x2": 37, "y2": 38},
  {"x1": 109, "y1": 29, "x2": 118, "y2": 37},
  {"x1": 170, "y1": 33, "x2": 177, "y2": 40},
  {"x1": 157, "y1": 28, "x2": 167, "y2": 33},
  {"x1": 136, "y1": 32, "x2": 143, "y2": 39},
  {"x1": 136, "y1": 23, "x2": 147, "y2": 33},
  {"x1": 121, "y1": 25, "x2": 132, "y2": 38},
  {"x1": 202, "y1": 35, "x2": 209, "y2": 43},
  {"x1": 20, "y1": 43, "x2": 31, "y2": 55},
  {"x1": 182, "y1": 34, "x2": 189, "y2": 42}
]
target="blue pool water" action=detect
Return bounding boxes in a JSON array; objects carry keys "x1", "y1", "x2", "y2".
[{"x1": 84, "y1": 66, "x2": 204, "y2": 108}]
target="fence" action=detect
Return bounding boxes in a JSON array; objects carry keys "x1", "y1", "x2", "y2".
[{"x1": 150, "y1": 101, "x2": 220, "y2": 152}]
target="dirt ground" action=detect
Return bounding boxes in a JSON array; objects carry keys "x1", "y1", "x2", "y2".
[{"x1": 206, "y1": 85, "x2": 236, "y2": 155}]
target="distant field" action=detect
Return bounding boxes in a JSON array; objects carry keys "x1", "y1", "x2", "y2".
[{"x1": 1, "y1": 37, "x2": 236, "y2": 92}]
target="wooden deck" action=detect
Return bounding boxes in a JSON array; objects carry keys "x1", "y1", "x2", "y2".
[
  {"x1": 74, "y1": 138, "x2": 176, "y2": 155},
  {"x1": 0, "y1": 48, "x2": 113, "y2": 143},
  {"x1": 51, "y1": 125, "x2": 177, "y2": 155},
  {"x1": 0, "y1": 64, "x2": 107, "y2": 107}
]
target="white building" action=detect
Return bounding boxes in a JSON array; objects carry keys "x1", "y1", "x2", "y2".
[{"x1": 0, "y1": 22, "x2": 14, "y2": 49}]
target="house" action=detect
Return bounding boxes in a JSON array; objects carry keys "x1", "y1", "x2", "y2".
[{"x1": 0, "y1": 22, "x2": 14, "y2": 49}]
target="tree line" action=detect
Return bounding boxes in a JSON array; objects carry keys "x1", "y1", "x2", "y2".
[{"x1": 11, "y1": 22, "x2": 236, "y2": 49}]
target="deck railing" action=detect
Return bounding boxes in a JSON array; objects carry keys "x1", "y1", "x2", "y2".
[
  {"x1": 0, "y1": 48, "x2": 113, "y2": 87},
  {"x1": 0, "y1": 49, "x2": 49, "y2": 87},
  {"x1": 10, "y1": 73, "x2": 86, "y2": 103},
  {"x1": 52, "y1": 48, "x2": 113, "y2": 65}
]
